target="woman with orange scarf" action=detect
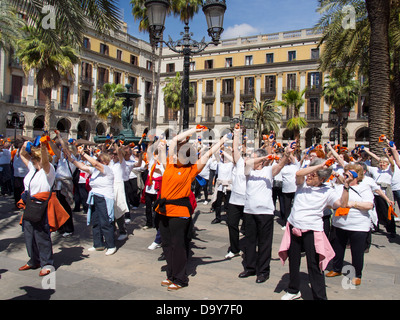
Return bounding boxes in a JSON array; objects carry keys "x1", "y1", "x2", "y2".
[{"x1": 17, "y1": 139, "x2": 69, "y2": 277}]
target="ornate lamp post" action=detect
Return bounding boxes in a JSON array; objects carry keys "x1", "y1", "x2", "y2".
[
  {"x1": 7, "y1": 111, "x2": 25, "y2": 141},
  {"x1": 145, "y1": 0, "x2": 226, "y2": 130},
  {"x1": 329, "y1": 106, "x2": 349, "y2": 146}
]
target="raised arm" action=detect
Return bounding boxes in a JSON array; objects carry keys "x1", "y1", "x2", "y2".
[{"x1": 197, "y1": 134, "x2": 229, "y2": 172}]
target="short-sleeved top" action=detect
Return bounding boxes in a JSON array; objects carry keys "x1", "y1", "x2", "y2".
[
  {"x1": 159, "y1": 160, "x2": 201, "y2": 218},
  {"x1": 244, "y1": 166, "x2": 275, "y2": 215},
  {"x1": 88, "y1": 165, "x2": 114, "y2": 199},
  {"x1": 24, "y1": 162, "x2": 56, "y2": 196},
  {"x1": 332, "y1": 183, "x2": 375, "y2": 232},
  {"x1": 369, "y1": 166, "x2": 393, "y2": 185},
  {"x1": 229, "y1": 157, "x2": 246, "y2": 206},
  {"x1": 281, "y1": 162, "x2": 300, "y2": 193},
  {"x1": 287, "y1": 182, "x2": 339, "y2": 231}
]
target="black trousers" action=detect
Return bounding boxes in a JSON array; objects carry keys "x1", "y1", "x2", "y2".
[
  {"x1": 282, "y1": 192, "x2": 295, "y2": 224},
  {"x1": 23, "y1": 215, "x2": 53, "y2": 268},
  {"x1": 159, "y1": 214, "x2": 191, "y2": 287},
  {"x1": 13, "y1": 176, "x2": 25, "y2": 205},
  {"x1": 331, "y1": 227, "x2": 369, "y2": 279},
  {"x1": 214, "y1": 190, "x2": 231, "y2": 220},
  {"x1": 194, "y1": 178, "x2": 209, "y2": 201},
  {"x1": 374, "y1": 195, "x2": 396, "y2": 234},
  {"x1": 145, "y1": 192, "x2": 158, "y2": 227},
  {"x1": 227, "y1": 203, "x2": 244, "y2": 254},
  {"x1": 124, "y1": 178, "x2": 139, "y2": 210},
  {"x1": 287, "y1": 226, "x2": 327, "y2": 300},
  {"x1": 242, "y1": 213, "x2": 274, "y2": 276},
  {"x1": 57, "y1": 190, "x2": 74, "y2": 233}
]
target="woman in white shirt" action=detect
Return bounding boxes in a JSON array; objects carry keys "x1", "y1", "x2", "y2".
[
  {"x1": 327, "y1": 163, "x2": 374, "y2": 286},
  {"x1": 280, "y1": 155, "x2": 300, "y2": 228},
  {"x1": 69, "y1": 150, "x2": 116, "y2": 256},
  {"x1": 279, "y1": 157, "x2": 342, "y2": 300},
  {"x1": 239, "y1": 146, "x2": 291, "y2": 284},
  {"x1": 18, "y1": 140, "x2": 57, "y2": 276}
]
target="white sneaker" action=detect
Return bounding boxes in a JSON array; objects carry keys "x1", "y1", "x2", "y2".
[
  {"x1": 281, "y1": 291, "x2": 301, "y2": 300},
  {"x1": 117, "y1": 234, "x2": 128, "y2": 241},
  {"x1": 148, "y1": 242, "x2": 161, "y2": 250},
  {"x1": 105, "y1": 247, "x2": 117, "y2": 256},
  {"x1": 125, "y1": 219, "x2": 131, "y2": 224},
  {"x1": 62, "y1": 232, "x2": 73, "y2": 237},
  {"x1": 203, "y1": 201, "x2": 208, "y2": 205},
  {"x1": 225, "y1": 251, "x2": 240, "y2": 259},
  {"x1": 281, "y1": 226, "x2": 286, "y2": 231},
  {"x1": 88, "y1": 246, "x2": 105, "y2": 252}
]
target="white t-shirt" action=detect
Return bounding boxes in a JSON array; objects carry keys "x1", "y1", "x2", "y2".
[
  {"x1": 391, "y1": 165, "x2": 400, "y2": 191},
  {"x1": 55, "y1": 152, "x2": 76, "y2": 190},
  {"x1": 217, "y1": 161, "x2": 234, "y2": 192},
  {"x1": 244, "y1": 166, "x2": 275, "y2": 215},
  {"x1": 13, "y1": 152, "x2": 29, "y2": 177},
  {"x1": 198, "y1": 157, "x2": 212, "y2": 180},
  {"x1": 287, "y1": 182, "x2": 339, "y2": 231},
  {"x1": 229, "y1": 157, "x2": 246, "y2": 206},
  {"x1": 89, "y1": 165, "x2": 114, "y2": 199},
  {"x1": 332, "y1": 184, "x2": 375, "y2": 232},
  {"x1": 110, "y1": 159, "x2": 126, "y2": 183},
  {"x1": 281, "y1": 162, "x2": 300, "y2": 193},
  {"x1": 123, "y1": 156, "x2": 137, "y2": 181},
  {"x1": 368, "y1": 166, "x2": 393, "y2": 185},
  {"x1": 24, "y1": 162, "x2": 56, "y2": 196}
]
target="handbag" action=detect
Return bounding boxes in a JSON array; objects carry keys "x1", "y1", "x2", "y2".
[{"x1": 23, "y1": 170, "x2": 53, "y2": 223}]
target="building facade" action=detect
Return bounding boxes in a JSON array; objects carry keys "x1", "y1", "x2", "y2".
[{"x1": 0, "y1": 25, "x2": 369, "y2": 149}]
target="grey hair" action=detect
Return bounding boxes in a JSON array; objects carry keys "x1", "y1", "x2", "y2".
[
  {"x1": 254, "y1": 148, "x2": 267, "y2": 157},
  {"x1": 309, "y1": 158, "x2": 332, "y2": 182}
]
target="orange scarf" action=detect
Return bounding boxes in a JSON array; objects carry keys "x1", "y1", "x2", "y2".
[
  {"x1": 17, "y1": 192, "x2": 70, "y2": 232},
  {"x1": 388, "y1": 205, "x2": 398, "y2": 220},
  {"x1": 335, "y1": 207, "x2": 350, "y2": 216}
]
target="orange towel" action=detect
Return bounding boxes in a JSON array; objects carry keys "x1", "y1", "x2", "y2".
[
  {"x1": 388, "y1": 205, "x2": 398, "y2": 220},
  {"x1": 17, "y1": 192, "x2": 70, "y2": 232},
  {"x1": 335, "y1": 207, "x2": 350, "y2": 216}
]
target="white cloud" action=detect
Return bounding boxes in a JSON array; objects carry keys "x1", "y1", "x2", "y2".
[{"x1": 222, "y1": 23, "x2": 260, "y2": 39}]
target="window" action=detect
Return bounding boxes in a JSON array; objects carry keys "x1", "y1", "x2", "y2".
[
  {"x1": 205, "y1": 80, "x2": 214, "y2": 97},
  {"x1": 287, "y1": 73, "x2": 296, "y2": 90},
  {"x1": 205, "y1": 104, "x2": 213, "y2": 120},
  {"x1": 61, "y1": 86, "x2": 70, "y2": 108},
  {"x1": 245, "y1": 55, "x2": 253, "y2": 66},
  {"x1": 166, "y1": 63, "x2": 175, "y2": 73},
  {"x1": 308, "y1": 97, "x2": 320, "y2": 119},
  {"x1": 116, "y1": 49, "x2": 122, "y2": 60},
  {"x1": 288, "y1": 50, "x2": 296, "y2": 61},
  {"x1": 265, "y1": 75, "x2": 276, "y2": 92},
  {"x1": 224, "y1": 102, "x2": 232, "y2": 117},
  {"x1": 266, "y1": 53, "x2": 274, "y2": 64},
  {"x1": 146, "y1": 60, "x2": 153, "y2": 70},
  {"x1": 130, "y1": 55, "x2": 138, "y2": 65},
  {"x1": 189, "y1": 104, "x2": 196, "y2": 121},
  {"x1": 114, "y1": 71, "x2": 121, "y2": 84},
  {"x1": 311, "y1": 48, "x2": 320, "y2": 60},
  {"x1": 100, "y1": 43, "x2": 109, "y2": 55},
  {"x1": 204, "y1": 59, "x2": 213, "y2": 69},
  {"x1": 128, "y1": 76, "x2": 137, "y2": 92},
  {"x1": 97, "y1": 67, "x2": 109, "y2": 85},
  {"x1": 225, "y1": 57, "x2": 233, "y2": 68},
  {"x1": 190, "y1": 61, "x2": 196, "y2": 71},
  {"x1": 83, "y1": 37, "x2": 90, "y2": 49},
  {"x1": 244, "y1": 77, "x2": 254, "y2": 93},
  {"x1": 222, "y1": 79, "x2": 234, "y2": 94},
  {"x1": 308, "y1": 72, "x2": 321, "y2": 88}
]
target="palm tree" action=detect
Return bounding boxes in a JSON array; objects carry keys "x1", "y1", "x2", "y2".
[
  {"x1": 276, "y1": 89, "x2": 308, "y2": 146},
  {"x1": 162, "y1": 72, "x2": 194, "y2": 131},
  {"x1": 16, "y1": 26, "x2": 79, "y2": 131},
  {"x1": 322, "y1": 70, "x2": 361, "y2": 145},
  {"x1": 9, "y1": 0, "x2": 122, "y2": 51},
  {"x1": 94, "y1": 83, "x2": 126, "y2": 133},
  {"x1": 244, "y1": 99, "x2": 281, "y2": 146},
  {"x1": 0, "y1": 0, "x2": 25, "y2": 52}
]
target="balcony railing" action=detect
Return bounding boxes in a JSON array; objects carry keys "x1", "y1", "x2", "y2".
[
  {"x1": 58, "y1": 103, "x2": 73, "y2": 111},
  {"x1": 8, "y1": 96, "x2": 27, "y2": 105},
  {"x1": 202, "y1": 116, "x2": 215, "y2": 123},
  {"x1": 240, "y1": 89, "x2": 255, "y2": 100},
  {"x1": 80, "y1": 76, "x2": 94, "y2": 86},
  {"x1": 282, "y1": 86, "x2": 299, "y2": 93},
  {"x1": 261, "y1": 87, "x2": 276, "y2": 99},
  {"x1": 202, "y1": 91, "x2": 215, "y2": 101},
  {"x1": 306, "y1": 113, "x2": 323, "y2": 121},
  {"x1": 305, "y1": 85, "x2": 322, "y2": 96},
  {"x1": 221, "y1": 90, "x2": 234, "y2": 101}
]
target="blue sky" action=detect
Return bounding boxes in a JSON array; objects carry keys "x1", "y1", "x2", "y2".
[{"x1": 120, "y1": 0, "x2": 322, "y2": 42}]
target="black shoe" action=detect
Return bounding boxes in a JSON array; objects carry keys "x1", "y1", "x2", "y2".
[
  {"x1": 256, "y1": 274, "x2": 269, "y2": 283},
  {"x1": 238, "y1": 270, "x2": 256, "y2": 278},
  {"x1": 158, "y1": 252, "x2": 166, "y2": 261},
  {"x1": 211, "y1": 218, "x2": 221, "y2": 224}
]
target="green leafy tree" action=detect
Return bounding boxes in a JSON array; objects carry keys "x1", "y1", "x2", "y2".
[
  {"x1": 94, "y1": 83, "x2": 126, "y2": 132},
  {"x1": 0, "y1": 0, "x2": 25, "y2": 52},
  {"x1": 276, "y1": 89, "x2": 308, "y2": 146},
  {"x1": 16, "y1": 26, "x2": 79, "y2": 131},
  {"x1": 322, "y1": 70, "x2": 361, "y2": 145},
  {"x1": 244, "y1": 99, "x2": 281, "y2": 146}
]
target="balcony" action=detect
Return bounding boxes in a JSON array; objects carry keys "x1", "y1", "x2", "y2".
[
  {"x1": 8, "y1": 96, "x2": 27, "y2": 105},
  {"x1": 282, "y1": 86, "x2": 299, "y2": 93},
  {"x1": 202, "y1": 91, "x2": 215, "y2": 102},
  {"x1": 202, "y1": 116, "x2": 215, "y2": 123},
  {"x1": 79, "y1": 106, "x2": 94, "y2": 114},
  {"x1": 80, "y1": 76, "x2": 94, "y2": 86},
  {"x1": 58, "y1": 103, "x2": 73, "y2": 111},
  {"x1": 240, "y1": 89, "x2": 255, "y2": 101},
  {"x1": 221, "y1": 90, "x2": 234, "y2": 102},
  {"x1": 261, "y1": 87, "x2": 276, "y2": 100},
  {"x1": 306, "y1": 113, "x2": 323, "y2": 122},
  {"x1": 305, "y1": 85, "x2": 322, "y2": 97}
]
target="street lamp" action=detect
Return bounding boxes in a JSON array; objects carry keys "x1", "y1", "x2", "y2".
[
  {"x1": 329, "y1": 106, "x2": 349, "y2": 146},
  {"x1": 145, "y1": 0, "x2": 226, "y2": 130},
  {"x1": 7, "y1": 111, "x2": 25, "y2": 141}
]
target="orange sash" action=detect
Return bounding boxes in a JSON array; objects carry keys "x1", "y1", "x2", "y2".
[{"x1": 335, "y1": 207, "x2": 350, "y2": 216}]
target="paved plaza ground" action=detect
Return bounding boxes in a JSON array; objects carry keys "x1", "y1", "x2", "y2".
[{"x1": 1, "y1": 194, "x2": 400, "y2": 303}]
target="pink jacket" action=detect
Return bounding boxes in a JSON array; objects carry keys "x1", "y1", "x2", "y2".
[{"x1": 278, "y1": 223, "x2": 335, "y2": 271}]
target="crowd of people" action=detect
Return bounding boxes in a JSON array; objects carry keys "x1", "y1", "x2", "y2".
[{"x1": 0, "y1": 125, "x2": 399, "y2": 299}]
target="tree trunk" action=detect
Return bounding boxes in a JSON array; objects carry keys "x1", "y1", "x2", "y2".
[
  {"x1": 44, "y1": 88, "x2": 52, "y2": 132},
  {"x1": 366, "y1": 0, "x2": 391, "y2": 163},
  {"x1": 393, "y1": 48, "x2": 400, "y2": 146}
]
